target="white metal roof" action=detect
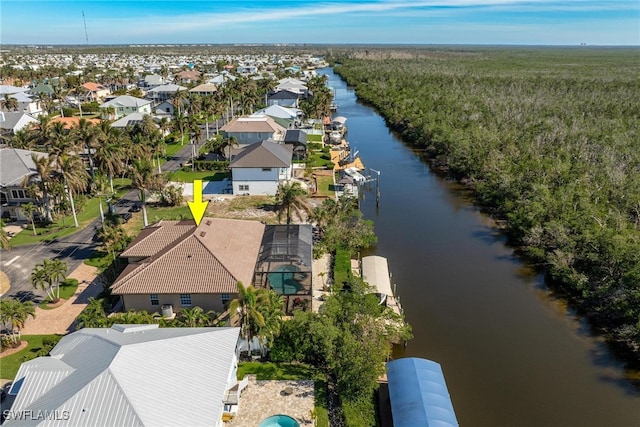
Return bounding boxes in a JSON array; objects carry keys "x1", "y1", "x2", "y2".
[
  {"x1": 361, "y1": 255, "x2": 393, "y2": 297},
  {"x1": 6, "y1": 325, "x2": 240, "y2": 427}
]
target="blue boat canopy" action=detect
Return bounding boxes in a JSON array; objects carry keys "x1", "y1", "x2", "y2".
[{"x1": 386, "y1": 357, "x2": 459, "y2": 427}]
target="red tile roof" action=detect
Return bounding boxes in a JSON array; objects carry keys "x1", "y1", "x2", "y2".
[{"x1": 49, "y1": 117, "x2": 101, "y2": 129}]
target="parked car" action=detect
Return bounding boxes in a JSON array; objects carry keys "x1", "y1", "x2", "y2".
[{"x1": 117, "y1": 212, "x2": 132, "y2": 223}]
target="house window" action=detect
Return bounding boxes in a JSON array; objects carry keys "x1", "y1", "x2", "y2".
[
  {"x1": 262, "y1": 168, "x2": 272, "y2": 172},
  {"x1": 221, "y1": 293, "x2": 230, "y2": 306},
  {"x1": 239, "y1": 185, "x2": 249, "y2": 191},
  {"x1": 180, "y1": 294, "x2": 192, "y2": 306},
  {"x1": 10, "y1": 190, "x2": 27, "y2": 199},
  {"x1": 150, "y1": 294, "x2": 159, "y2": 306}
]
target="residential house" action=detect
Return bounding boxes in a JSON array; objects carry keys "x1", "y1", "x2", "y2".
[
  {"x1": 140, "y1": 73, "x2": 165, "y2": 89},
  {"x1": 111, "y1": 218, "x2": 265, "y2": 314},
  {"x1": 207, "y1": 72, "x2": 236, "y2": 86},
  {"x1": 0, "y1": 148, "x2": 47, "y2": 220},
  {"x1": 275, "y1": 77, "x2": 309, "y2": 97},
  {"x1": 229, "y1": 140, "x2": 293, "y2": 196},
  {"x1": 189, "y1": 83, "x2": 218, "y2": 96},
  {"x1": 220, "y1": 116, "x2": 286, "y2": 146},
  {"x1": 6, "y1": 324, "x2": 243, "y2": 427},
  {"x1": 0, "y1": 112, "x2": 38, "y2": 135},
  {"x1": 99, "y1": 95, "x2": 152, "y2": 120},
  {"x1": 146, "y1": 83, "x2": 187, "y2": 105},
  {"x1": 81, "y1": 82, "x2": 111, "y2": 102},
  {"x1": 110, "y1": 112, "x2": 154, "y2": 130},
  {"x1": 252, "y1": 104, "x2": 301, "y2": 120},
  {"x1": 266, "y1": 89, "x2": 300, "y2": 108},
  {"x1": 154, "y1": 100, "x2": 175, "y2": 117},
  {"x1": 175, "y1": 69, "x2": 202, "y2": 84},
  {"x1": 1, "y1": 91, "x2": 44, "y2": 116}
]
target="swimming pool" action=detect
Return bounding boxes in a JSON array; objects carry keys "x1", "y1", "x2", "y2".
[
  {"x1": 258, "y1": 414, "x2": 300, "y2": 427},
  {"x1": 267, "y1": 264, "x2": 303, "y2": 295}
]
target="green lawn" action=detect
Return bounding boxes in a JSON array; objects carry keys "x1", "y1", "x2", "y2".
[
  {"x1": 237, "y1": 361, "x2": 329, "y2": 427},
  {"x1": 314, "y1": 175, "x2": 336, "y2": 197},
  {"x1": 39, "y1": 279, "x2": 80, "y2": 309},
  {"x1": 164, "y1": 142, "x2": 184, "y2": 158},
  {"x1": 0, "y1": 335, "x2": 63, "y2": 380}
]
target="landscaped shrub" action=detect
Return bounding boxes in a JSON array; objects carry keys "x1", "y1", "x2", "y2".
[
  {"x1": 332, "y1": 247, "x2": 351, "y2": 287},
  {"x1": 192, "y1": 160, "x2": 230, "y2": 171}
]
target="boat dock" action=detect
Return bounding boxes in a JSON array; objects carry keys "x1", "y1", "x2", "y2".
[{"x1": 361, "y1": 255, "x2": 402, "y2": 316}]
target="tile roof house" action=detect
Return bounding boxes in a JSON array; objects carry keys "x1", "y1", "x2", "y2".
[
  {"x1": 81, "y1": 82, "x2": 111, "y2": 102},
  {"x1": 175, "y1": 69, "x2": 202, "y2": 84},
  {"x1": 0, "y1": 148, "x2": 48, "y2": 220},
  {"x1": 6, "y1": 324, "x2": 242, "y2": 427},
  {"x1": 229, "y1": 140, "x2": 293, "y2": 196},
  {"x1": 220, "y1": 116, "x2": 287, "y2": 146},
  {"x1": 49, "y1": 116, "x2": 101, "y2": 130},
  {"x1": 189, "y1": 83, "x2": 218, "y2": 96},
  {"x1": 111, "y1": 218, "x2": 265, "y2": 315}
]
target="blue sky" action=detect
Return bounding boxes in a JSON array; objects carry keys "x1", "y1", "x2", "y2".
[{"x1": 1, "y1": 1, "x2": 638, "y2": 45}]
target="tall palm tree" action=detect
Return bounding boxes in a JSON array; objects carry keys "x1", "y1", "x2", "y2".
[
  {"x1": 32, "y1": 153, "x2": 55, "y2": 222},
  {"x1": 22, "y1": 202, "x2": 38, "y2": 235},
  {"x1": 96, "y1": 224, "x2": 129, "y2": 260},
  {"x1": 257, "y1": 290, "x2": 285, "y2": 353},
  {"x1": 45, "y1": 258, "x2": 68, "y2": 300},
  {"x1": 73, "y1": 118, "x2": 100, "y2": 181},
  {"x1": 130, "y1": 158, "x2": 165, "y2": 227},
  {"x1": 229, "y1": 282, "x2": 269, "y2": 355},
  {"x1": 95, "y1": 123, "x2": 126, "y2": 193},
  {"x1": 57, "y1": 154, "x2": 89, "y2": 228},
  {"x1": 274, "y1": 181, "x2": 312, "y2": 224}
]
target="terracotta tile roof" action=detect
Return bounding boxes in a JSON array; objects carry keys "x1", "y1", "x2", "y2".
[
  {"x1": 49, "y1": 116, "x2": 101, "y2": 130},
  {"x1": 120, "y1": 220, "x2": 195, "y2": 258},
  {"x1": 82, "y1": 82, "x2": 107, "y2": 92},
  {"x1": 220, "y1": 116, "x2": 286, "y2": 134},
  {"x1": 112, "y1": 218, "x2": 265, "y2": 295}
]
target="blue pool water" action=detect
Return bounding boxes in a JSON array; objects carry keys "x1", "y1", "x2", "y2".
[
  {"x1": 258, "y1": 414, "x2": 300, "y2": 427},
  {"x1": 267, "y1": 265, "x2": 303, "y2": 294}
]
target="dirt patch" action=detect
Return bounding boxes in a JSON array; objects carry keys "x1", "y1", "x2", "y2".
[
  {"x1": 0, "y1": 340, "x2": 27, "y2": 357},
  {"x1": 206, "y1": 196, "x2": 280, "y2": 224}
]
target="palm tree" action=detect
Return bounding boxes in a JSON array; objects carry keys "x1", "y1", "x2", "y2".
[
  {"x1": 57, "y1": 154, "x2": 89, "y2": 228},
  {"x1": 31, "y1": 153, "x2": 55, "y2": 222},
  {"x1": 0, "y1": 94, "x2": 19, "y2": 112},
  {"x1": 130, "y1": 158, "x2": 165, "y2": 227},
  {"x1": 257, "y1": 290, "x2": 285, "y2": 354},
  {"x1": 220, "y1": 135, "x2": 239, "y2": 160},
  {"x1": 75, "y1": 297, "x2": 109, "y2": 328},
  {"x1": 0, "y1": 299, "x2": 36, "y2": 344},
  {"x1": 72, "y1": 118, "x2": 100, "y2": 181},
  {"x1": 274, "y1": 181, "x2": 312, "y2": 224},
  {"x1": 46, "y1": 258, "x2": 68, "y2": 300},
  {"x1": 95, "y1": 123, "x2": 126, "y2": 193},
  {"x1": 22, "y1": 202, "x2": 38, "y2": 235},
  {"x1": 0, "y1": 220, "x2": 11, "y2": 250},
  {"x1": 96, "y1": 224, "x2": 129, "y2": 260},
  {"x1": 177, "y1": 306, "x2": 216, "y2": 327},
  {"x1": 229, "y1": 282, "x2": 269, "y2": 355}
]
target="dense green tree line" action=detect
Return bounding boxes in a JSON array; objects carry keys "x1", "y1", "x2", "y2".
[{"x1": 332, "y1": 47, "x2": 640, "y2": 363}]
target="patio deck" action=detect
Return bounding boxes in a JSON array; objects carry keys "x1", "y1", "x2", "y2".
[{"x1": 225, "y1": 375, "x2": 315, "y2": 426}]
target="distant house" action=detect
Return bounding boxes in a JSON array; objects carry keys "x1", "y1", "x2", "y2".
[
  {"x1": 81, "y1": 82, "x2": 111, "y2": 102},
  {"x1": 175, "y1": 69, "x2": 202, "y2": 84},
  {"x1": 0, "y1": 148, "x2": 47, "y2": 220},
  {"x1": 1, "y1": 91, "x2": 44, "y2": 116},
  {"x1": 208, "y1": 72, "x2": 236, "y2": 86},
  {"x1": 0, "y1": 112, "x2": 38, "y2": 135},
  {"x1": 275, "y1": 77, "x2": 309, "y2": 97},
  {"x1": 99, "y1": 95, "x2": 152, "y2": 119},
  {"x1": 111, "y1": 218, "x2": 265, "y2": 315},
  {"x1": 220, "y1": 116, "x2": 287, "y2": 145},
  {"x1": 154, "y1": 100, "x2": 175, "y2": 117},
  {"x1": 6, "y1": 324, "x2": 243, "y2": 427},
  {"x1": 146, "y1": 83, "x2": 187, "y2": 104},
  {"x1": 110, "y1": 112, "x2": 155, "y2": 130},
  {"x1": 189, "y1": 83, "x2": 218, "y2": 96},
  {"x1": 49, "y1": 116, "x2": 100, "y2": 130},
  {"x1": 252, "y1": 104, "x2": 302, "y2": 120},
  {"x1": 267, "y1": 89, "x2": 300, "y2": 108},
  {"x1": 140, "y1": 73, "x2": 165, "y2": 89},
  {"x1": 229, "y1": 140, "x2": 293, "y2": 196}
]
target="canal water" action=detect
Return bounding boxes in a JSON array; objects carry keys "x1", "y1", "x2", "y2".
[{"x1": 320, "y1": 68, "x2": 640, "y2": 427}]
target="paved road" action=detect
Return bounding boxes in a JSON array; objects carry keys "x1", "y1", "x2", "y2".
[{"x1": 0, "y1": 140, "x2": 206, "y2": 302}]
